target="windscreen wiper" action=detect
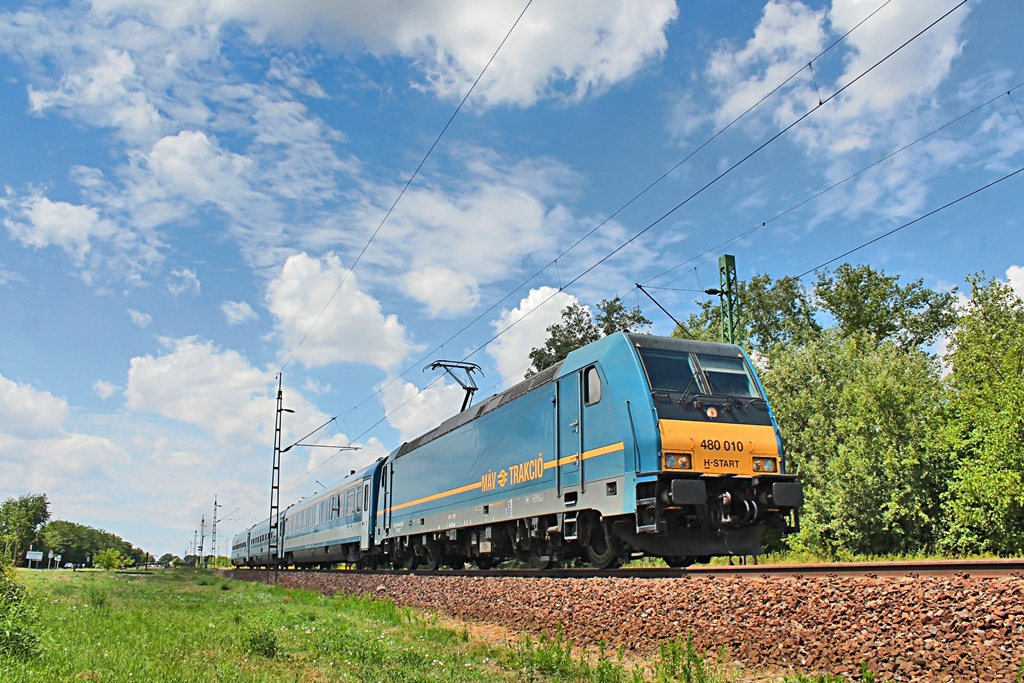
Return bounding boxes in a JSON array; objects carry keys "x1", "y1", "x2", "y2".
[{"x1": 676, "y1": 375, "x2": 698, "y2": 405}]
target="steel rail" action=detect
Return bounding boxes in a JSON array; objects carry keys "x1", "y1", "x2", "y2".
[{"x1": 236, "y1": 558, "x2": 1024, "y2": 580}]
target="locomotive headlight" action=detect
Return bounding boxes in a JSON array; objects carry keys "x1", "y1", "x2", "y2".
[
  {"x1": 753, "y1": 457, "x2": 778, "y2": 472},
  {"x1": 665, "y1": 455, "x2": 678, "y2": 469},
  {"x1": 678, "y1": 454, "x2": 692, "y2": 469},
  {"x1": 763, "y1": 458, "x2": 776, "y2": 472}
]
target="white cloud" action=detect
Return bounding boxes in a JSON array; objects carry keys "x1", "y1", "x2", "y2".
[
  {"x1": 221, "y1": 300, "x2": 258, "y2": 325},
  {"x1": 0, "y1": 375, "x2": 68, "y2": 439},
  {"x1": 267, "y1": 252, "x2": 414, "y2": 370},
  {"x1": 125, "y1": 336, "x2": 276, "y2": 443},
  {"x1": 705, "y1": 0, "x2": 826, "y2": 128},
  {"x1": 93, "y1": 380, "x2": 119, "y2": 399},
  {"x1": 28, "y1": 48, "x2": 164, "y2": 144},
  {"x1": 486, "y1": 287, "x2": 581, "y2": 383},
  {"x1": 403, "y1": 266, "x2": 480, "y2": 317},
  {"x1": 378, "y1": 378, "x2": 466, "y2": 444},
  {"x1": 198, "y1": 0, "x2": 678, "y2": 108},
  {"x1": 168, "y1": 267, "x2": 201, "y2": 295},
  {"x1": 4, "y1": 191, "x2": 123, "y2": 261},
  {"x1": 1007, "y1": 265, "x2": 1024, "y2": 300},
  {"x1": 128, "y1": 308, "x2": 153, "y2": 327}
]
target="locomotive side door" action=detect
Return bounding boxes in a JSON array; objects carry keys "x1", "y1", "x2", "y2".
[{"x1": 557, "y1": 371, "x2": 582, "y2": 497}]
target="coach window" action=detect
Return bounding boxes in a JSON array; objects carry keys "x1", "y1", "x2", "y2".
[
  {"x1": 584, "y1": 366, "x2": 602, "y2": 405},
  {"x1": 347, "y1": 489, "x2": 356, "y2": 519}
]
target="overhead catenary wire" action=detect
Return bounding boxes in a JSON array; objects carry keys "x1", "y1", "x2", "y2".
[
  {"x1": 276, "y1": 0, "x2": 535, "y2": 374},
  {"x1": 282, "y1": 0, "x2": 972, "y2": 496},
  {"x1": 644, "y1": 80, "x2": 1024, "y2": 290},
  {"x1": 291, "y1": 0, "x2": 903, "y2": 452}
]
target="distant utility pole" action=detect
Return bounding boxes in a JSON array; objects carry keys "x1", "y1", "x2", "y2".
[
  {"x1": 198, "y1": 515, "x2": 206, "y2": 568},
  {"x1": 211, "y1": 496, "x2": 222, "y2": 568},
  {"x1": 192, "y1": 530, "x2": 197, "y2": 564}
]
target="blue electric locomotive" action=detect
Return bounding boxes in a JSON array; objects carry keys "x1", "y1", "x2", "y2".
[{"x1": 373, "y1": 332, "x2": 801, "y2": 569}]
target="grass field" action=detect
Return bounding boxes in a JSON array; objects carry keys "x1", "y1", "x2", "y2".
[{"x1": 1, "y1": 567, "x2": 858, "y2": 682}]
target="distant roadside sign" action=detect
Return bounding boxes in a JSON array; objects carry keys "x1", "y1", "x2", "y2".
[{"x1": 25, "y1": 551, "x2": 43, "y2": 561}]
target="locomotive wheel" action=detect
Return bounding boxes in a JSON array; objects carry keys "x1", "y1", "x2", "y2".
[
  {"x1": 425, "y1": 545, "x2": 443, "y2": 571},
  {"x1": 585, "y1": 535, "x2": 623, "y2": 569},
  {"x1": 663, "y1": 556, "x2": 693, "y2": 568},
  {"x1": 528, "y1": 544, "x2": 552, "y2": 570},
  {"x1": 401, "y1": 549, "x2": 420, "y2": 571}
]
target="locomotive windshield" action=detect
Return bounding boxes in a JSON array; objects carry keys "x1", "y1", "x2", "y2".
[{"x1": 636, "y1": 347, "x2": 770, "y2": 424}]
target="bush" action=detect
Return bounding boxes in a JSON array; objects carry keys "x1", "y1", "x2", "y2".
[{"x1": 0, "y1": 562, "x2": 39, "y2": 660}]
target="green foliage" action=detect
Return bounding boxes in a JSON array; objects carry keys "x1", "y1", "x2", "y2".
[
  {"x1": 650, "y1": 633, "x2": 734, "y2": 683},
  {"x1": 39, "y1": 519, "x2": 147, "y2": 567},
  {"x1": 940, "y1": 274, "x2": 1024, "y2": 555},
  {"x1": 0, "y1": 493, "x2": 50, "y2": 566},
  {"x1": 502, "y1": 624, "x2": 643, "y2": 683},
  {"x1": 0, "y1": 562, "x2": 38, "y2": 660},
  {"x1": 762, "y1": 331, "x2": 949, "y2": 557},
  {"x1": 244, "y1": 623, "x2": 278, "y2": 658},
  {"x1": 814, "y1": 263, "x2": 957, "y2": 351},
  {"x1": 678, "y1": 274, "x2": 820, "y2": 352},
  {"x1": 93, "y1": 547, "x2": 127, "y2": 571},
  {"x1": 527, "y1": 297, "x2": 650, "y2": 376}
]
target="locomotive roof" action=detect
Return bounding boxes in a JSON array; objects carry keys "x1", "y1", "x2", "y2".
[
  {"x1": 395, "y1": 359, "x2": 564, "y2": 458},
  {"x1": 391, "y1": 334, "x2": 746, "y2": 459},
  {"x1": 626, "y1": 333, "x2": 744, "y2": 356}
]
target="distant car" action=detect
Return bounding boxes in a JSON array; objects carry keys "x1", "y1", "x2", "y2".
[{"x1": 63, "y1": 563, "x2": 74, "y2": 569}]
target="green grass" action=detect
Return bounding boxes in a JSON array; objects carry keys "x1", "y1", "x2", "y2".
[{"x1": 2, "y1": 568, "x2": 515, "y2": 682}]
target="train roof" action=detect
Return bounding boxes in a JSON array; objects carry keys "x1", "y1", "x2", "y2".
[
  {"x1": 625, "y1": 333, "x2": 744, "y2": 356},
  {"x1": 395, "y1": 359, "x2": 563, "y2": 458}
]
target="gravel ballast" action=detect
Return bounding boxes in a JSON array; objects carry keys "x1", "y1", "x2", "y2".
[{"x1": 233, "y1": 569, "x2": 1024, "y2": 681}]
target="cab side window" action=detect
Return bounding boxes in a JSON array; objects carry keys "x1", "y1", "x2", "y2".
[{"x1": 584, "y1": 366, "x2": 602, "y2": 406}]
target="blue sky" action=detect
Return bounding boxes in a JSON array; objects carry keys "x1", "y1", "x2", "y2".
[{"x1": 1, "y1": 0, "x2": 1021, "y2": 558}]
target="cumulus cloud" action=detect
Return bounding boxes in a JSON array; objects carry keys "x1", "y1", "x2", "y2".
[
  {"x1": 486, "y1": 287, "x2": 581, "y2": 383},
  {"x1": 192, "y1": 0, "x2": 679, "y2": 108},
  {"x1": 93, "y1": 380, "x2": 119, "y2": 399},
  {"x1": 221, "y1": 300, "x2": 258, "y2": 325},
  {"x1": 168, "y1": 267, "x2": 201, "y2": 295},
  {"x1": 705, "y1": 0, "x2": 826, "y2": 128},
  {"x1": 125, "y1": 336, "x2": 275, "y2": 443},
  {"x1": 0, "y1": 375, "x2": 68, "y2": 439},
  {"x1": 378, "y1": 378, "x2": 467, "y2": 444},
  {"x1": 403, "y1": 267, "x2": 480, "y2": 317},
  {"x1": 1007, "y1": 265, "x2": 1024, "y2": 300},
  {"x1": 128, "y1": 308, "x2": 153, "y2": 327},
  {"x1": 2, "y1": 190, "x2": 145, "y2": 264},
  {"x1": 694, "y1": 0, "x2": 972, "y2": 225},
  {"x1": 28, "y1": 48, "x2": 164, "y2": 144},
  {"x1": 267, "y1": 252, "x2": 415, "y2": 370}
]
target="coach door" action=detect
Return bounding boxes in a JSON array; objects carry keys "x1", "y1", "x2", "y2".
[
  {"x1": 557, "y1": 371, "x2": 582, "y2": 498},
  {"x1": 360, "y1": 481, "x2": 372, "y2": 550}
]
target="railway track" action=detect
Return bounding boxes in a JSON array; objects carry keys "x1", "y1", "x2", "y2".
[{"x1": 238, "y1": 557, "x2": 1024, "y2": 580}]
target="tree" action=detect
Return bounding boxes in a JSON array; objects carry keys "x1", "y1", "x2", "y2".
[
  {"x1": 677, "y1": 273, "x2": 820, "y2": 353},
  {"x1": 761, "y1": 331, "x2": 949, "y2": 557},
  {"x1": 38, "y1": 519, "x2": 145, "y2": 567},
  {"x1": 0, "y1": 494, "x2": 50, "y2": 566},
  {"x1": 814, "y1": 264, "x2": 957, "y2": 351},
  {"x1": 526, "y1": 297, "x2": 650, "y2": 376},
  {"x1": 940, "y1": 274, "x2": 1024, "y2": 555},
  {"x1": 94, "y1": 548, "x2": 126, "y2": 571}
]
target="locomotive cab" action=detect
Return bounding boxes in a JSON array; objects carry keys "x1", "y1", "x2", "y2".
[{"x1": 615, "y1": 335, "x2": 803, "y2": 564}]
